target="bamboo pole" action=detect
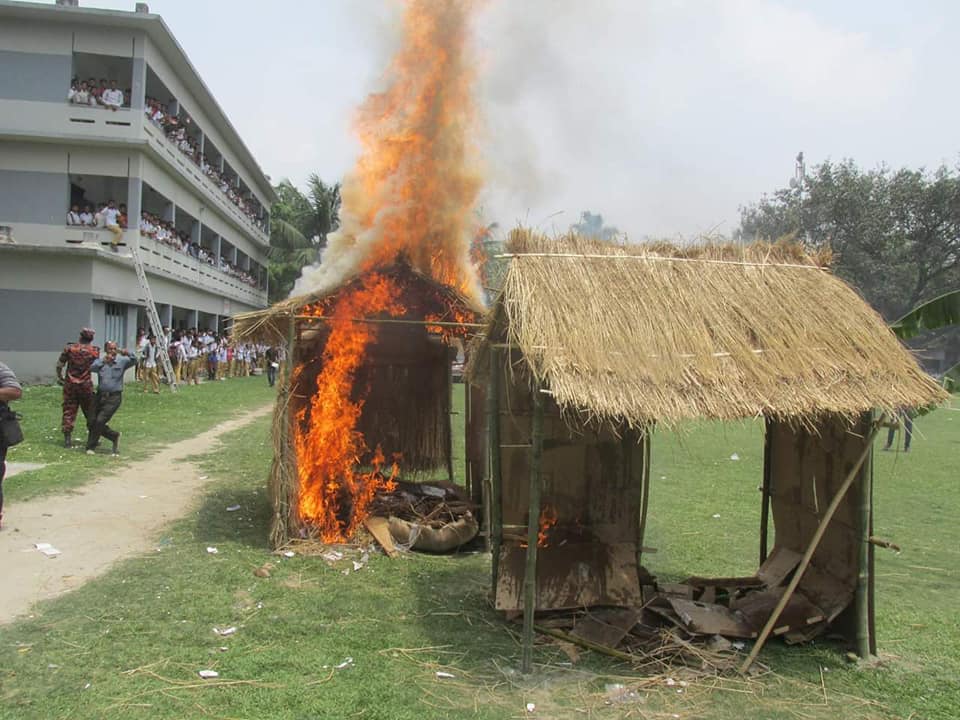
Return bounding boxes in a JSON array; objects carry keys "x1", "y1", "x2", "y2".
[
  {"x1": 521, "y1": 383, "x2": 545, "y2": 674},
  {"x1": 739, "y1": 416, "x2": 884, "y2": 674},
  {"x1": 487, "y1": 348, "x2": 502, "y2": 592},
  {"x1": 855, "y1": 412, "x2": 874, "y2": 659},
  {"x1": 445, "y1": 347, "x2": 455, "y2": 484},
  {"x1": 759, "y1": 417, "x2": 773, "y2": 564},
  {"x1": 293, "y1": 315, "x2": 485, "y2": 328},
  {"x1": 278, "y1": 315, "x2": 297, "y2": 544},
  {"x1": 492, "y1": 251, "x2": 827, "y2": 271},
  {"x1": 637, "y1": 431, "x2": 652, "y2": 568}
]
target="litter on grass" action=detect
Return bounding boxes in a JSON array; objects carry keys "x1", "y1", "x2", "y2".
[
  {"x1": 335, "y1": 657, "x2": 354, "y2": 670},
  {"x1": 197, "y1": 670, "x2": 219, "y2": 679},
  {"x1": 435, "y1": 671, "x2": 456, "y2": 679},
  {"x1": 213, "y1": 626, "x2": 237, "y2": 636},
  {"x1": 206, "y1": 547, "x2": 219, "y2": 554},
  {"x1": 34, "y1": 543, "x2": 61, "y2": 557},
  {"x1": 226, "y1": 505, "x2": 241, "y2": 512}
]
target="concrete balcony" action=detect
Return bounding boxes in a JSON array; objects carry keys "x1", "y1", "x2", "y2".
[
  {"x1": 0, "y1": 98, "x2": 143, "y2": 145},
  {"x1": 4, "y1": 223, "x2": 267, "y2": 308},
  {"x1": 135, "y1": 234, "x2": 267, "y2": 308},
  {"x1": 141, "y1": 122, "x2": 270, "y2": 245}
]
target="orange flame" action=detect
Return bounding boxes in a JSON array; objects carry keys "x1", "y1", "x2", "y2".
[
  {"x1": 295, "y1": 0, "x2": 484, "y2": 305},
  {"x1": 295, "y1": 274, "x2": 405, "y2": 542},
  {"x1": 537, "y1": 505, "x2": 559, "y2": 548}
]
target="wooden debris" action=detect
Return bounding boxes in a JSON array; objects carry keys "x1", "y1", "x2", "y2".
[
  {"x1": 363, "y1": 516, "x2": 398, "y2": 558},
  {"x1": 664, "y1": 598, "x2": 757, "y2": 639},
  {"x1": 571, "y1": 608, "x2": 641, "y2": 648}
]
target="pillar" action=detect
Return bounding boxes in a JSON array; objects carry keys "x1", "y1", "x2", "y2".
[{"x1": 125, "y1": 176, "x2": 142, "y2": 241}]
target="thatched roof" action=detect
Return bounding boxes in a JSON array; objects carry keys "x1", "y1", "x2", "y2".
[
  {"x1": 468, "y1": 231, "x2": 947, "y2": 427},
  {"x1": 232, "y1": 262, "x2": 482, "y2": 343}
]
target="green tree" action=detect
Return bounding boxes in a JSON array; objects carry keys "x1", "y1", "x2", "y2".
[
  {"x1": 739, "y1": 160, "x2": 960, "y2": 320},
  {"x1": 571, "y1": 211, "x2": 620, "y2": 241},
  {"x1": 267, "y1": 177, "x2": 341, "y2": 302}
]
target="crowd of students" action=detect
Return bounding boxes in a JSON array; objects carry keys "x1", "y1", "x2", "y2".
[
  {"x1": 68, "y1": 77, "x2": 130, "y2": 110},
  {"x1": 144, "y1": 97, "x2": 267, "y2": 231},
  {"x1": 138, "y1": 213, "x2": 261, "y2": 288},
  {"x1": 67, "y1": 201, "x2": 128, "y2": 229},
  {"x1": 135, "y1": 328, "x2": 279, "y2": 386}
]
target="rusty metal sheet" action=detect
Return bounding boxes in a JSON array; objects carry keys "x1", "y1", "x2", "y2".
[
  {"x1": 665, "y1": 598, "x2": 757, "y2": 638},
  {"x1": 571, "y1": 608, "x2": 642, "y2": 649},
  {"x1": 495, "y1": 542, "x2": 642, "y2": 611}
]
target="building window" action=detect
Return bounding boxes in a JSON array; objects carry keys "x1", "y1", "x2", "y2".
[{"x1": 105, "y1": 302, "x2": 127, "y2": 345}]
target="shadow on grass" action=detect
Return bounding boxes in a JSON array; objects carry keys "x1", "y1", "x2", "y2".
[{"x1": 191, "y1": 484, "x2": 274, "y2": 550}]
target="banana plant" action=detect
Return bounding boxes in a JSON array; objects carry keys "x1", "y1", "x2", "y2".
[{"x1": 891, "y1": 290, "x2": 960, "y2": 388}]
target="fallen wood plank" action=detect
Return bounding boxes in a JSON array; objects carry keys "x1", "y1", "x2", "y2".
[
  {"x1": 363, "y1": 516, "x2": 398, "y2": 558},
  {"x1": 757, "y1": 546, "x2": 803, "y2": 587},
  {"x1": 571, "y1": 608, "x2": 641, "y2": 649},
  {"x1": 666, "y1": 598, "x2": 757, "y2": 638}
]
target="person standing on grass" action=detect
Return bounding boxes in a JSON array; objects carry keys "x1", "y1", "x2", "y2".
[
  {"x1": 142, "y1": 335, "x2": 160, "y2": 393},
  {"x1": 86, "y1": 342, "x2": 135, "y2": 456},
  {"x1": 55, "y1": 327, "x2": 100, "y2": 448},
  {"x1": 0, "y1": 361, "x2": 23, "y2": 529},
  {"x1": 265, "y1": 345, "x2": 278, "y2": 387}
]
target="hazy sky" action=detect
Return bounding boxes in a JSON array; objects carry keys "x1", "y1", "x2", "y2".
[{"x1": 48, "y1": 0, "x2": 960, "y2": 239}]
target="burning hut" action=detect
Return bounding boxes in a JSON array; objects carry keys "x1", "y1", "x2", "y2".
[
  {"x1": 469, "y1": 231, "x2": 946, "y2": 671},
  {"x1": 233, "y1": 262, "x2": 484, "y2": 547}
]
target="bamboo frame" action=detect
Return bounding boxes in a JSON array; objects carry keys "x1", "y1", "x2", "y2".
[
  {"x1": 855, "y1": 411, "x2": 874, "y2": 659},
  {"x1": 487, "y1": 348, "x2": 502, "y2": 591},
  {"x1": 637, "y1": 430, "x2": 651, "y2": 569},
  {"x1": 293, "y1": 314, "x2": 485, "y2": 328},
  {"x1": 739, "y1": 415, "x2": 884, "y2": 674},
  {"x1": 759, "y1": 417, "x2": 773, "y2": 564},
  {"x1": 445, "y1": 349, "x2": 455, "y2": 484},
  {"x1": 493, "y1": 251, "x2": 828, "y2": 271},
  {"x1": 520, "y1": 383, "x2": 545, "y2": 674}
]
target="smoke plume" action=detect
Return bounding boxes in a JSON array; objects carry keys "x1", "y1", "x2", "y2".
[{"x1": 293, "y1": 0, "x2": 484, "y2": 303}]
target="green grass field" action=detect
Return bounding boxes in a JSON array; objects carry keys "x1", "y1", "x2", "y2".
[
  {"x1": 3, "y1": 377, "x2": 275, "y2": 502},
  {"x1": 0, "y1": 388, "x2": 957, "y2": 719}
]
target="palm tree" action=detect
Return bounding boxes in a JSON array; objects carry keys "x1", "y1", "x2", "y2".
[{"x1": 267, "y1": 179, "x2": 339, "y2": 301}]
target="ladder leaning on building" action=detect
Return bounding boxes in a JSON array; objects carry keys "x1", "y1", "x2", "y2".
[{"x1": 129, "y1": 242, "x2": 178, "y2": 392}]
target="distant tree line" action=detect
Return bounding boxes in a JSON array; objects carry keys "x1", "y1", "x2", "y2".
[{"x1": 738, "y1": 159, "x2": 960, "y2": 322}]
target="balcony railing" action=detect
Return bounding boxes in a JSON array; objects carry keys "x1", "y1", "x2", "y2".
[
  {"x1": 135, "y1": 235, "x2": 267, "y2": 307},
  {"x1": 141, "y1": 122, "x2": 269, "y2": 244},
  {"x1": 52, "y1": 225, "x2": 267, "y2": 307}
]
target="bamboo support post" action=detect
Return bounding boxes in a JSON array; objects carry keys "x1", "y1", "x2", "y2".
[
  {"x1": 855, "y1": 412, "x2": 874, "y2": 659},
  {"x1": 445, "y1": 348, "x2": 455, "y2": 484},
  {"x1": 637, "y1": 431, "x2": 651, "y2": 568},
  {"x1": 759, "y1": 417, "x2": 773, "y2": 564},
  {"x1": 521, "y1": 383, "x2": 545, "y2": 674},
  {"x1": 292, "y1": 314, "x2": 485, "y2": 329},
  {"x1": 739, "y1": 416, "x2": 884, "y2": 674},
  {"x1": 487, "y1": 348, "x2": 502, "y2": 589}
]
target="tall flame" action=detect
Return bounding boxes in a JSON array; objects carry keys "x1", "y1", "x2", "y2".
[
  {"x1": 293, "y1": 0, "x2": 484, "y2": 303},
  {"x1": 295, "y1": 274, "x2": 405, "y2": 542}
]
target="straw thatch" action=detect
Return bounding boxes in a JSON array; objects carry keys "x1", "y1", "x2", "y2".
[
  {"x1": 468, "y1": 230, "x2": 947, "y2": 428},
  {"x1": 232, "y1": 261, "x2": 483, "y2": 343}
]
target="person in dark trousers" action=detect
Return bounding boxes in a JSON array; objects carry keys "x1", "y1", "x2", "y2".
[
  {"x1": 56, "y1": 327, "x2": 100, "y2": 448},
  {"x1": 0, "y1": 360, "x2": 23, "y2": 529},
  {"x1": 882, "y1": 408, "x2": 913, "y2": 452},
  {"x1": 265, "y1": 346, "x2": 279, "y2": 387},
  {"x1": 86, "y1": 342, "x2": 136, "y2": 456}
]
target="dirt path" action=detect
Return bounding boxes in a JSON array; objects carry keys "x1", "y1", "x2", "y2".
[{"x1": 0, "y1": 403, "x2": 273, "y2": 625}]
